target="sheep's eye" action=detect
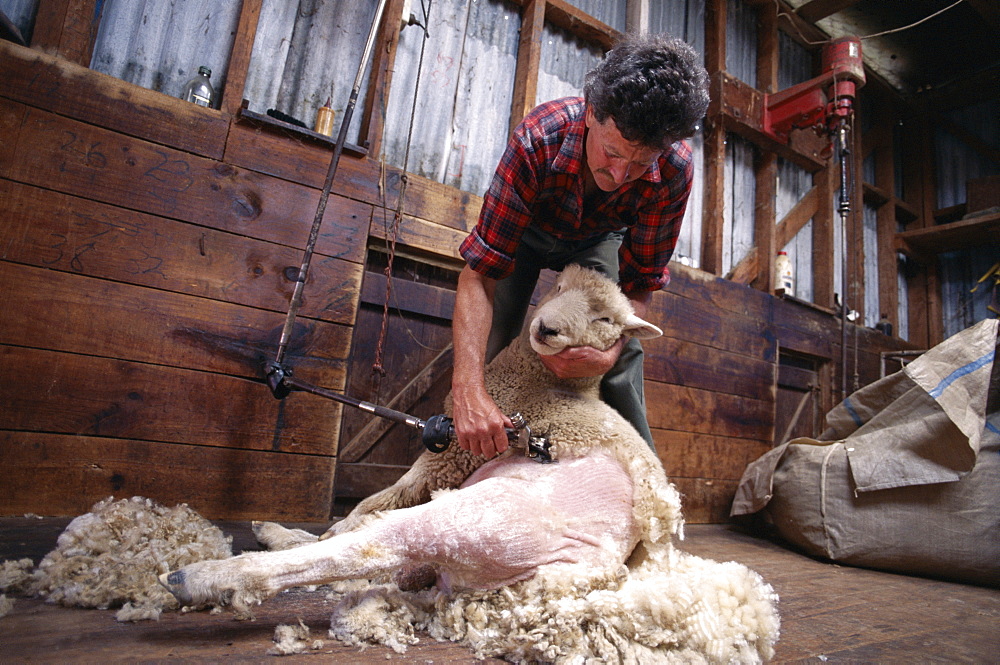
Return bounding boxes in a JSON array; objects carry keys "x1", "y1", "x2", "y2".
[{"x1": 595, "y1": 317, "x2": 612, "y2": 324}]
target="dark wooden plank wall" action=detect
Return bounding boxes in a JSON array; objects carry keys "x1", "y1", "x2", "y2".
[{"x1": 0, "y1": 39, "x2": 918, "y2": 525}]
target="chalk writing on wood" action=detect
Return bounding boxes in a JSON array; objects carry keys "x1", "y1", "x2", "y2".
[{"x1": 144, "y1": 150, "x2": 194, "y2": 212}]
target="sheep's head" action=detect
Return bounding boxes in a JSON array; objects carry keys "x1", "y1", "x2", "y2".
[{"x1": 528, "y1": 264, "x2": 663, "y2": 356}]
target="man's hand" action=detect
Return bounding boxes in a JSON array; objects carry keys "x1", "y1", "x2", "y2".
[
  {"x1": 451, "y1": 384, "x2": 512, "y2": 458},
  {"x1": 537, "y1": 337, "x2": 625, "y2": 379}
]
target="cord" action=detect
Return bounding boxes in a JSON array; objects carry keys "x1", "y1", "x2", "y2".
[{"x1": 773, "y1": 0, "x2": 967, "y2": 45}]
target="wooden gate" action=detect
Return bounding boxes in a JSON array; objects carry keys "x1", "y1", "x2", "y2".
[{"x1": 332, "y1": 251, "x2": 459, "y2": 515}]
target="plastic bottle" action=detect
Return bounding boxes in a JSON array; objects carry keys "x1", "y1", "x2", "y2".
[
  {"x1": 181, "y1": 66, "x2": 215, "y2": 108},
  {"x1": 775, "y1": 251, "x2": 794, "y2": 294},
  {"x1": 314, "y1": 97, "x2": 335, "y2": 136}
]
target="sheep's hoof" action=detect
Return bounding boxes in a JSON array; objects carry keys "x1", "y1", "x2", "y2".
[{"x1": 159, "y1": 570, "x2": 194, "y2": 606}]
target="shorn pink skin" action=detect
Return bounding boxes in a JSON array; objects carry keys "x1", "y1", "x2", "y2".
[{"x1": 160, "y1": 452, "x2": 635, "y2": 610}]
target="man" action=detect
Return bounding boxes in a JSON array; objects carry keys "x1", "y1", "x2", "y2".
[{"x1": 452, "y1": 33, "x2": 710, "y2": 458}]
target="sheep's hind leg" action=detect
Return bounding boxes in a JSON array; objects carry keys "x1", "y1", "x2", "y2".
[{"x1": 159, "y1": 527, "x2": 408, "y2": 615}]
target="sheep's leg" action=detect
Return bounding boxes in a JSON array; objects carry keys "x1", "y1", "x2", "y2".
[
  {"x1": 251, "y1": 521, "x2": 320, "y2": 550},
  {"x1": 161, "y1": 458, "x2": 632, "y2": 613},
  {"x1": 321, "y1": 445, "x2": 484, "y2": 538},
  {"x1": 159, "y1": 521, "x2": 410, "y2": 614}
]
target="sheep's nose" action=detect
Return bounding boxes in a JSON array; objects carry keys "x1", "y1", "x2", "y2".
[{"x1": 536, "y1": 319, "x2": 558, "y2": 338}]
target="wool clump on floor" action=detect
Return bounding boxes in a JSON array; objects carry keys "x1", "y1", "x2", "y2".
[
  {"x1": 325, "y1": 544, "x2": 779, "y2": 664},
  {"x1": 268, "y1": 618, "x2": 326, "y2": 655},
  {"x1": 4, "y1": 496, "x2": 232, "y2": 621}
]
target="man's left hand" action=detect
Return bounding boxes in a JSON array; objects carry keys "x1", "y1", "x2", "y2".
[{"x1": 537, "y1": 337, "x2": 625, "y2": 379}]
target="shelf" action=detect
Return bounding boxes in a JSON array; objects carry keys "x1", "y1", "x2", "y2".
[
  {"x1": 237, "y1": 106, "x2": 368, "y2": 158},
  {"x1": 895, "y1": 210, "x2": 1000, "y2": 261}
]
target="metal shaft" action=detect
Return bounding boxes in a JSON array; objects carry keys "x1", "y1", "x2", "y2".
[
  {"x1": 836, "y1": 123, "x2": 851, "y2": 399},
  {"x1": 282, "y1": 375, "x2": 423, "y2": 430},
  {"x1": 273, "y1": 0, "x2": 389, "y2": 367}
]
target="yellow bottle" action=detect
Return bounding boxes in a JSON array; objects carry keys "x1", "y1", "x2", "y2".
[{"x1": 314, "y1": 97, "x2": 334, "y2": 137}]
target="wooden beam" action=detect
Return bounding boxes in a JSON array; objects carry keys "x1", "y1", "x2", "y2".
[
  {"x1": 775, "y1": 0, "x2": 830, "y2": 50},
  {"x1": 918, "y1": 63, "x2": 1000, "y2": 113},
  {"x1": 795, "y1": 0, "x2": 861, "y2": 24},
  {"x1": 895, "y1": 211, "x2": 1000, "y2": 260},
  {"x1": 713, "y1": 72, "x2": 827, "y2": 172},
  {"x1": 510, "y1": 0, "x2": 546, "y2": 134},
  {"x1": 544, "y1": 0, "x2": 621, "y2": 50},
  {"x1": 30, "y1": 0, "x2": 99, "y2": 66},
  {"x1": 935, "y1": 112, "x2": 1000, "y2": 168},
  {"x1": 360, "y1": 0, "x2": 408, "y2": 155},
  {"x1": 0, "y1": 41, "x2": 230, "y2": 160},
  {"x1": 220, "y1": 0, "x2": 261, "y2": 117},
  {"x1": 778, "y1": 186, "x2": 819, "y2": 247},
  {"x1": 727, "y1": 186, "x2": 819, "y2": 287}
]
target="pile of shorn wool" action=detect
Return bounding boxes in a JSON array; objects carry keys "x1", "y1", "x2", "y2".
[
  {"x1": 328, "y1": 542, "x2": 780, "y2": 663},
  {"x1": 6, "y1": 496, "x2": 232, "y2": 621}
]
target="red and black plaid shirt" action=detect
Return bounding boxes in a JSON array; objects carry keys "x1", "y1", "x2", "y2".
[{"x1": 460, "y1": 97, "x2": 694, "y2": 293}]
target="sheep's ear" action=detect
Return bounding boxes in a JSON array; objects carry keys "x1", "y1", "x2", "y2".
[{"x1": 623, "y1": 313, "x2": 663, "y2": 340}]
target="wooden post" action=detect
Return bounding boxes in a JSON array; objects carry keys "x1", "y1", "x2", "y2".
[
  {"x1": 753, "y1": 1, "x2": 778, "y2": 292},
  {"x1": 701, "y1": 0, "x2": 727, "y2": 276},
  {"x1": 509, "y1": 0, "x2": 546, "y2": 135},
  {"x1": 30, "y1": 0, "x2": 99, "y2": 66},
  {"x1": 915, "y1": 101, "x2": 943, "y2": 347},
  {"x1": 873, "y1": 97, "x2": 899, "y2": 337},
  {"x1": 358, "y1": 0, "x2": 408, "y2": 156},
  {"x1": 812, "y1": 158, "x2": 836, "y2": 309},
  {"x1": 220, "y1": 0, "x2": 262, "y2": 118}
]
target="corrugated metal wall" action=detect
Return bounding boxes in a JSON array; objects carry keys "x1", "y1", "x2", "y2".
[
  {"x1": 722, "y1": 133, "x2": 755, "y2": 275},
  {"x1": 243, "y1": 0, "x2": 379, "y2": 146},
  {"x1": 935, "y1": 99, "x2": 1000, "y2": 209},
  {"x1": 90, "y1": 0, "x2": 240, "y2": 106},
  {"x1": 536, "y1": 24, "x2": 602, "y2": 106},
  {"x1": 0, "y1": 0, "x2": 39, "y2": 43},
  {"x1": 380, "y1": 0, "x2": 521, "y2": 196},
  {"x1": 940, "y1": 246, "x2": 998, "y2": 339},
  {"x1": 725, "y1": 0, "x2": 756, "y2": 87},
  {"x1": 720, "y1": 0, "x2": 756, "y2": 277},
  {"x1": 650, "y1": 0, "x2": 706, "y2": 268},
  {"x1": 777, "y1": 31, "x2": 815, "y2": 302},
  {"x1": 563, "y1": 0, "x2": 625, "y2": 31},
  {"x1": 933, "y1": 101, "x2": 999, "y2": 337}
]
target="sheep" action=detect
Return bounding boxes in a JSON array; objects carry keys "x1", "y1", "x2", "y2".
[{"x1": 161, "y1": 264, "x2": 779, "y2": 662}]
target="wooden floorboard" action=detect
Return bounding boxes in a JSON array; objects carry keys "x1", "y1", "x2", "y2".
[{"x1": 1, "y1": 518, "x2": 997, "y2": 663}]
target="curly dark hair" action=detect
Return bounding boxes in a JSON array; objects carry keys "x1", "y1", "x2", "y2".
[{"x1": 584, "y1": 33, "x2": 710, "y2": 150}]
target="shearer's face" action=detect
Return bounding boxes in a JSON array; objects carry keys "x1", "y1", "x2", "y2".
[{"x1": 584, "y1": 107, "x2": 662, "y2": 191}]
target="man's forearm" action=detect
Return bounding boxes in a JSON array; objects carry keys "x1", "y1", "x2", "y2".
[{"x1": 452, "y1": 265, "x2": 496, "y2": 391}]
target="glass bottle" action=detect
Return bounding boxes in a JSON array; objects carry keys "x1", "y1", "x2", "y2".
[{"x1": 181, "y1": 66, "x2": 215, "y2": 108}]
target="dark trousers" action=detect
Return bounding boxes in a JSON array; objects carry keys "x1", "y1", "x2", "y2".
[{"x1": 484, "y1": 226, "x2": 655, "y2": 450}]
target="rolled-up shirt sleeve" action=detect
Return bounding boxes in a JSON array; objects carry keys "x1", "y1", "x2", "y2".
[{"x1": 460, "y1": 131, "x2": 539, "y2": 280}]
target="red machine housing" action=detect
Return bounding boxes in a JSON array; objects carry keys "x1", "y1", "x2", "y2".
[{"x1": 763, "y1": 36, "x2": 865, "y2": 143}]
